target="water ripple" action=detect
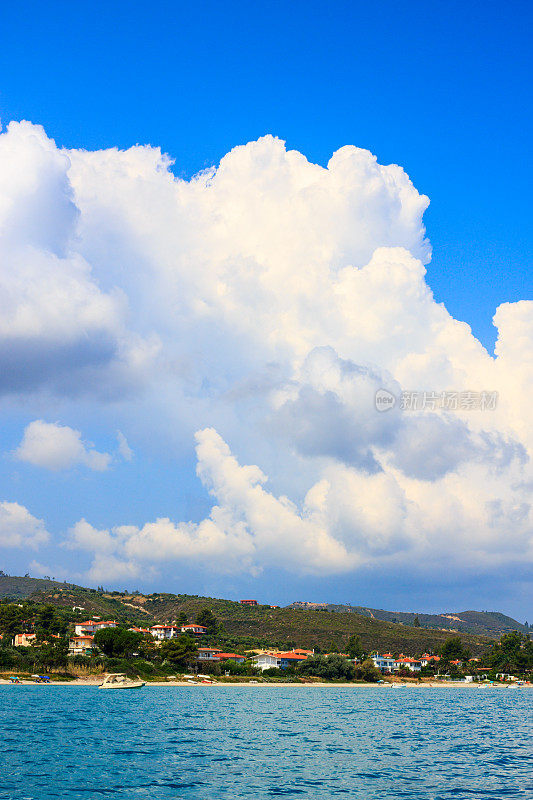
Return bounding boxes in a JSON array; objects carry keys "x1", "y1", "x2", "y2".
[{"x1": 0, "y1": 686, "x2": 531, "y2": 800}]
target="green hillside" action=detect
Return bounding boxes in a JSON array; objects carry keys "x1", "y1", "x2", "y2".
[
  {"x1": 0, "y1": 574, "x2": 78, "y2": 598},
  {"x1": 138, "y1": 594, "x2": 493, "y2": 655},
  {"x1": 0, "y1": 574, "x2": 525, "y2": 656},
  {"x1": 318, "y1": 604, "x2": 530, "y2": 637}
]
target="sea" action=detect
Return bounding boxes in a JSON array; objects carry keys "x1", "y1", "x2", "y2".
[{"x1": 0, "y1": 686, "x2": 531, "y2": 800}]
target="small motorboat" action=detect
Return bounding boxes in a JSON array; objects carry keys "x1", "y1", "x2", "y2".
[{"x1": 98, "y1": 673, "x2": 145, "y2": 690}]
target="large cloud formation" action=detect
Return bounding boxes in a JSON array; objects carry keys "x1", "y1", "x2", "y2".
[{"x1": 1, "y1": 120, "x2": 533, "y2": 584}]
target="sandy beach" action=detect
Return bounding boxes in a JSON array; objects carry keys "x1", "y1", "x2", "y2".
[{"x1": 1, "y1": 678, "x2": 530, "y2": 688}]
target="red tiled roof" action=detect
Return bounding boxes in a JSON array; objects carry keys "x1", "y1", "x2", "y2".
[
  {"x1": 215, "y1": 653, "x2": 244, "y2": 659},
  {"x1": 277, "y1": 652, "x2": 308, "y2": 660}
]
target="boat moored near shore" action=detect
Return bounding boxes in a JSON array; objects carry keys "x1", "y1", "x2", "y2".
[{"x1": 98, "y1": 673, "x2": 145, "y2": 690}]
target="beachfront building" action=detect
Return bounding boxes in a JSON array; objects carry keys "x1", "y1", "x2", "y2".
[
  {"x1": 149, "y1": 624, "x2": 180, "y2": 640},
  {"x1": 198, "y1": 647, "x2": 223, "y2": 661},
  {"x1": 68, "y1": 635, "x2": 95, "y2": 655},
  {"x1": 180, "y1": 624, "x2": 207, "y2": 636},
  {"x1": 74, "y1": 620, "x2": 117, "y2": 636},
  {"x1": 13, "y1": 633, "x2": 37, "y2": 647},
  {"x1": 395, "y1": 657, "x2": 422, "y2": 672},
  {"x1": 251, "y1": 650, "x2": 310, "y2": 671},
  {"x1": 372, "y1": 653, "x2": 396, "y2": 673},
  {"x1": 215, "y1": 653, "x2": 246, "y2": 663},
  {"x1": 252, "y1": 653, "x2": 281, "y2": 671},
  {"x1": 278, "y1": 651, "x2": 309, "y2": 668},
  {"x1": 420, "y1": 654, "x2": 440, "y2": 667}
]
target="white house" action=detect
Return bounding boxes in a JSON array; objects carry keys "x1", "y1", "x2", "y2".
[
  {"x1": 395, "y1": 657, "x2": 422, "y2": 672},
  {"x1": 74, "y1": 620, "x2": 117, "y2": 636},
  {"x1": 149, "y1": 625, "x2": 180, "y2": 640},
  {"x1": 420, "y1": 654, "x2": 440, "y2": 667},
  {"x1": 372, "y1": 654, "x2": 396, "y2": 672},
  {"x1": 252, "y1": 653, "x2": 281, "y2": 671},
  {"x1": 181, "y1": 624, "x2": 207, "y2": 635},
  {"x1": 198, "y1": 647, "x2": 223, "y2": 661}
]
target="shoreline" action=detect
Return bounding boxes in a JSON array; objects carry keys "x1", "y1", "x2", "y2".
[{"x1": 1, "y1": 678, "x2": 530, "y2": 688}]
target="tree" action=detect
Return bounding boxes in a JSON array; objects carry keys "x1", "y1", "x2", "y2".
[
  {"x1": 195, "y1": 608, "x2": 221, "y2": 635},
  {"x1": 489, "y1": 631, "x2": 533, "y2": 675},
  {"x1": 347, "y1": 634, "x2": 364, "y2": 661},
  {"x1": 35, "y1": 638, "x2": 69, "y2": 670},
  {"x1": 177, "y1": 611, "x2": 188, "y2": 626},
  {"x1": 35, "y1": 605, "x2": 67, "y2": 641},
  {"x1": 0, "y1": 603, "x2": 26, "y2": 639},
  {"x1": 413, "y1": 616, "x2": 420, "y2": 627},
  {"x1": 93, "y1": 627, "x2": 143, "y2": 658},
  {"x1": 355, "y1": 658, "x2": 382, "y2": 682},
  {"x1": 299, "y1": 654, "x2": 355, "y2": 681},
  {"x1": 160, "y1": 635, "x2": 198, "y2": 668},
  {"x1": 439, "y1": 637, "x2": 470, "y2": 663}
]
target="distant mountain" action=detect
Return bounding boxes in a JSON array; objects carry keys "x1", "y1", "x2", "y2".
[{"x1": 287, "y1": 603, "x2": 530, "y2": 639}]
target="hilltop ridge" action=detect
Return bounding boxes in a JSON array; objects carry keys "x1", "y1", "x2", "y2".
[
  {"x1": 288, "y1": 603, "x2": 530, "y2": 637},
  {"x1": 1, "y1": 574, "x2": 528, "y2": 656}
]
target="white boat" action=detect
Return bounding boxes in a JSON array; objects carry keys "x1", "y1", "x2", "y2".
[{"x1": 98, "y1": 673, "x2": 145, "y2": 690}]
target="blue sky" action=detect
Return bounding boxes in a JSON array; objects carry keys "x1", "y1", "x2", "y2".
[{"x1": 0, "y1": 0, "x2": 531, "y2": 617}]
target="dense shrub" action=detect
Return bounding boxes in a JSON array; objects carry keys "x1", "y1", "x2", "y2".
[
  {"x1": 298, "y1": 654, "x2": 356, "y2": 681},
  {"x1": 353, "y1": 658, "x2": 382, "y2": 682}
]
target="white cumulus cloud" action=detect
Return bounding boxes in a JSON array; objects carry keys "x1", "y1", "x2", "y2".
[
  {"x1": 15, "y1": 420, "x2": 111, "y2": 471},
  {"x1": 0, "y1": 501, "x2": 49, "y2": 548},
  {"x1": 1, "y1": 121, "x2": 533, "y2": 588}
]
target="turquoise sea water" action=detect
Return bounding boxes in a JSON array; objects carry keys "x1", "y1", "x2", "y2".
[{"x1": 0, "y1": 686, "x2": 531, "y2": 799}]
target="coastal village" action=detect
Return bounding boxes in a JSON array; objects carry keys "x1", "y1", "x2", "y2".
[
  {"x1": 1, "y1": 580, "x2": 531, "y2": 684},
  {"x1": 63, "y1": 618, "x2": 476, "y2": 675},
  {"x1": 4, "y1": 596, "x2": 531, "y2": 685}
]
